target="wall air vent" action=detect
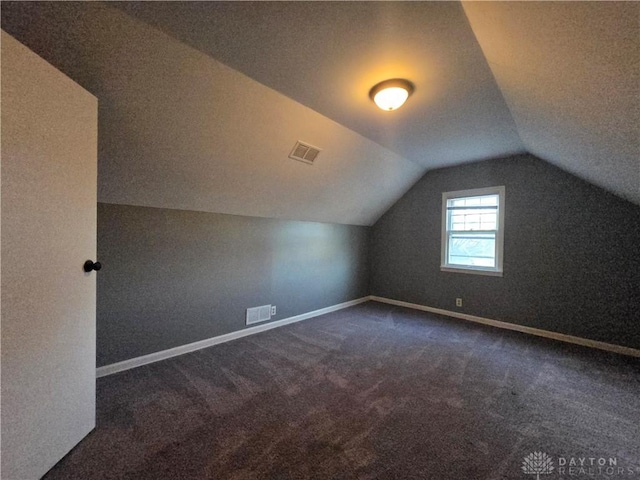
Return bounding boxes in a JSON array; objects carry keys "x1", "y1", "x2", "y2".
[
  {"x1": 289, "y1": 141, "x2": 321, "y2": 165},
  {"x1": 246, "y1": 304, "x2": 272, "y2": 325}
]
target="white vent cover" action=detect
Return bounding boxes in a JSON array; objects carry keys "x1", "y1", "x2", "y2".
[
  {"x1": 289, "y1": 141, "x2": 321, "y2": 165},
  {"x1": 246, "y1": 304, "x2": 272, "y2": 325}
]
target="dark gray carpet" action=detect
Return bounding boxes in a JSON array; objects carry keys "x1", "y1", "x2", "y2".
[{"x1": 44, "y1": 301, "x2": 640, "y2": 479}]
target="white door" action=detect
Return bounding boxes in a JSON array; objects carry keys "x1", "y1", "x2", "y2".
[{"x1": 1, "y1": 31, "x2": 98, "y2": 480}]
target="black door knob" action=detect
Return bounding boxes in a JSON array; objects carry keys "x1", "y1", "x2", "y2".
[{"x1": 83, "y1": 260, "x2": 102, "y2": 272}]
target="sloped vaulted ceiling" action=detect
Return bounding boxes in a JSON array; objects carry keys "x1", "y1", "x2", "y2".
[
  {"x1": 462, "y1": 1, "x2": 639, "y2": 205},
  {"x1": 2, "y1": 1, "x2": 638, "y2": 227},
  {"x1": 1, "y1": 2, "x2": 426, "y2": 226},
  {"x1": 112, "y1": 1, "x2": 524, "y2": 168}
]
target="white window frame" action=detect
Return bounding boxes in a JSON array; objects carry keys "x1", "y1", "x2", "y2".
[{"x1": 440, "y1": 186, "x2": 505, "y2": 277}]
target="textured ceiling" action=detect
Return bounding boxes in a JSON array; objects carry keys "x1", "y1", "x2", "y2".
[
  {"x1": 463, "y1": 1, "x2": 639, "y2": 204},
  {"x1": 115, "y1": 0, "x2": 639, "y2": 204},
  {"x1": 0, "y1": 2, "x2": 423, "y2": 225},
  {"x1": 112, "y1": 1, "x2": 525, "y2": 168},
  {"x1": 2, "y1": 1, "x2": 638, "y2": 224}
]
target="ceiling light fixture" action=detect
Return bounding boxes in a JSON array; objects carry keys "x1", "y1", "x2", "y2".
[{"x1": 369, "y1": 78, "x2": 414, "y2": 111}]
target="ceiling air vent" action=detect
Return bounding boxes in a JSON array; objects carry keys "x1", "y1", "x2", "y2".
[{"x1": 289, "y1": 141, "x2": 321, "y2": 165}]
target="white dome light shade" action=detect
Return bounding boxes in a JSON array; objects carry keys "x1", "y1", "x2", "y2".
[
  {"x1": 373, "y1": 87, "x2": 409, "y2": 111},
  {"x1": 369, "y1": 79, "x2": 414, "y2": 111}
]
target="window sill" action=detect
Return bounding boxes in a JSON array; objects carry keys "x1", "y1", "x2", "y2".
[{"x1": 440, "y1": 266, "x2": 503, "y2": 277}]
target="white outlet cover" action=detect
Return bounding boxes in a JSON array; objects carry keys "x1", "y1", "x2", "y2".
[{"x1": 271, "y1": 306, "x2": 276, "y2": 316}]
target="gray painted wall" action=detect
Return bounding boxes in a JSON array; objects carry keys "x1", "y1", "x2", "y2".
[
  {"x1": 97, "y1": 203, "x2": 369, "y2": 366},
  {"x1": 370, "y1": 154, "x2": 640, "y2": 350}
]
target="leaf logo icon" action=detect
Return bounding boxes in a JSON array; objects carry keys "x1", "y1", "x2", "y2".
[{"x1": 522, "y1": 452, "x2": 554, "y2": 480}]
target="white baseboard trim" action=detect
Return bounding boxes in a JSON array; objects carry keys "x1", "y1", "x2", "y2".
[
  {"x1": 97, "y1": 294, "x2": 639, "y2": 377},
  {"x1": 370, "y1": 296, "x2": 640, "y2": 358},
  {"x1": 96, "y1": 297, "x2": 370, "y2": 378}
]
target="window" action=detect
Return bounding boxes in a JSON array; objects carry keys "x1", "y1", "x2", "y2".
[{"x1": 441, "y1": 186, "x2": 505, "y2": 276}]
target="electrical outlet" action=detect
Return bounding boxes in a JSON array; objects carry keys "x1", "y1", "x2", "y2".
[
  {"x1": 271, "y1": 305, "x2": 276, "y2": 316},
  {"x1": 456, "y1": 298, "x2": 462, "y2": 307}
]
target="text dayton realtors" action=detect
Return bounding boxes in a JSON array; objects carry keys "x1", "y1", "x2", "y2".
[{"x1": 557, "y1": 457, "x2": 638, "y2": 476}]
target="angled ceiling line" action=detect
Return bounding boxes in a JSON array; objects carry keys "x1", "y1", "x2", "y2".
[
  {"x1": 109, "y1": 1, "x2": 524, "y2": 170},
  {"x1": 460, "y1": 1, "x2": 525, "y2": 152}
]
